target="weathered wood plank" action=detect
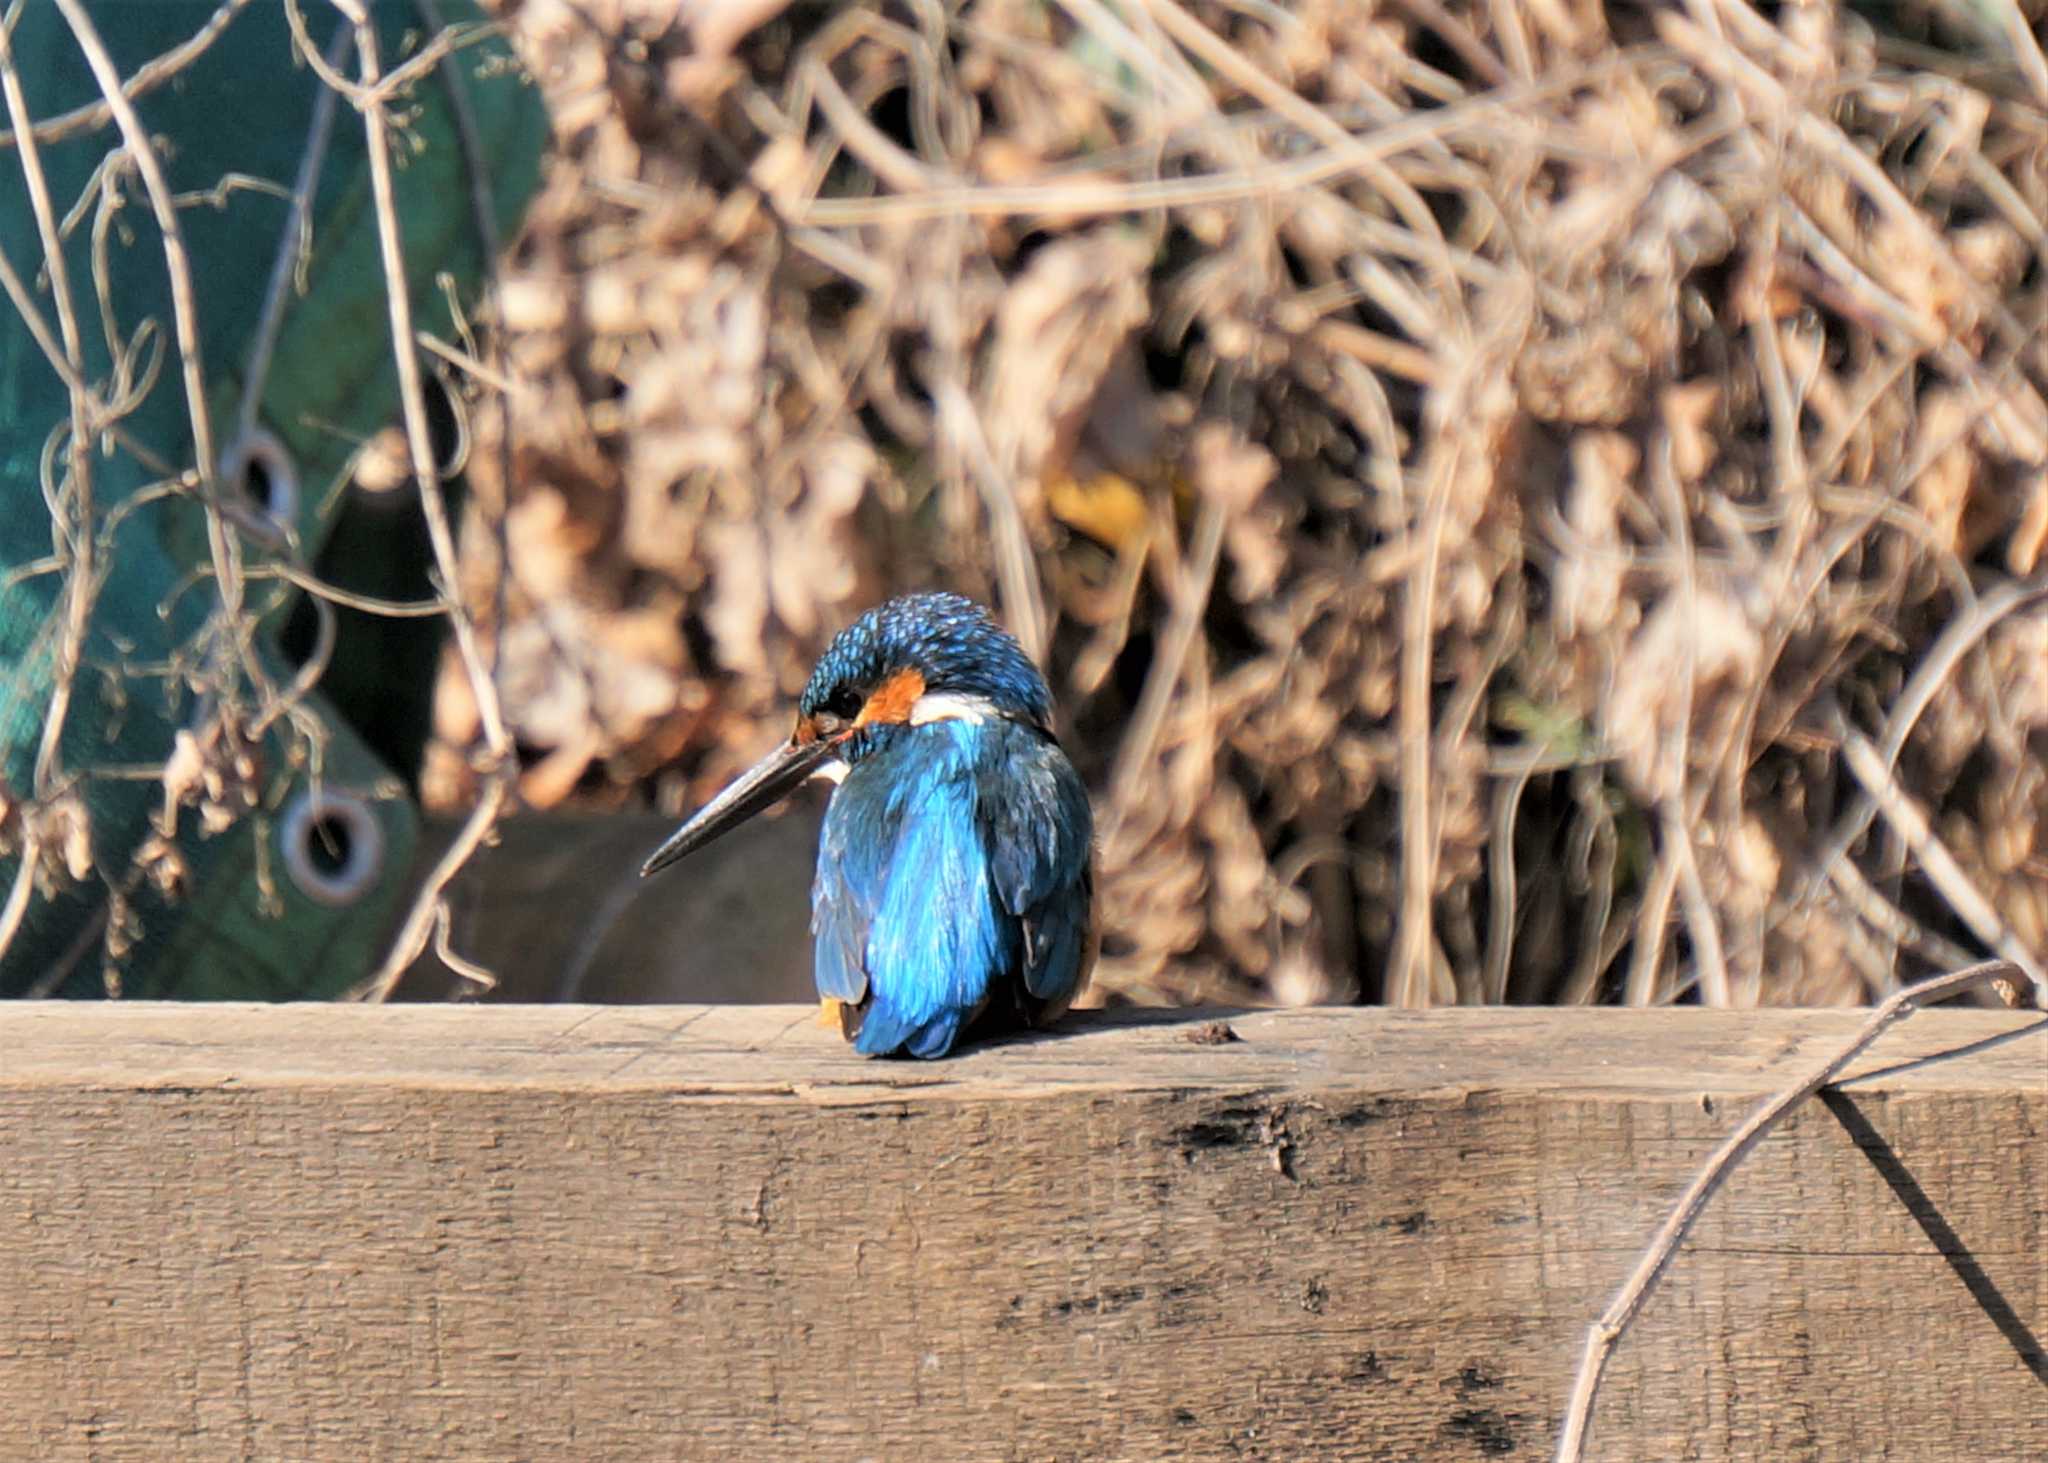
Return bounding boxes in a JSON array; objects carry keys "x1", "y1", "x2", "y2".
[{"x1": 1, "y1": 1004, "x2": 2042, "y2": 1461}]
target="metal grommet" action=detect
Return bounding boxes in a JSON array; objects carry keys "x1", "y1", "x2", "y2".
[
  {"x1": 279, "y1": 789, "x2": 385, "y2": 907},
  {"x1": 219, "y1": 427, "x2": 300, "y2": 530}
]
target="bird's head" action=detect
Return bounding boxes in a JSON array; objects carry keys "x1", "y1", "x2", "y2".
[
  {"x1": 795, "y1": 590, "x2": 1050, "y2": 744},
  {"x1": 641, "y1": 592, "x2": 1048, "y2": 877}
]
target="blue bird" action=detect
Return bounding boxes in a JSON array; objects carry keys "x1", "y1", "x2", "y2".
[{"x1": 641, "y1": 592, "x2": 1095, "y2": 1058}]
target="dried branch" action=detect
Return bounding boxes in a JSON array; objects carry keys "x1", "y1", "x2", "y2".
[
  {"x1": 55, "y1": 0, "x2": 249, "y2": 655},
  {"x1": 0, "y1": 19, "x2": 97, "y2": 807},
  {"x1": 1556, "y1": 959, "x2": 2028, "y2": 1460},
  {"x1": 325, "y1": 0, "x2": 511, "y2": 1000},
  {"x1": 0, "y1": 0, "x2": 255, "y2": 152}
]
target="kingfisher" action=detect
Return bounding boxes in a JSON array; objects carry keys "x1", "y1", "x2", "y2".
[{"x1": 641, "y1": 592, "x2": 1095, "y2": 1058}]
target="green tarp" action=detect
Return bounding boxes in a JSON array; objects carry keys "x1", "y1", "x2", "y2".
[{"x1": 0, "y1": 2, "x2": 545, "y2": 998}]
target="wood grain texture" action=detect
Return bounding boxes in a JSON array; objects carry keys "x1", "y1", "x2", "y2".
[{"x1": 1, "y1": 1003, "x2": 2042, "y2": 1461}]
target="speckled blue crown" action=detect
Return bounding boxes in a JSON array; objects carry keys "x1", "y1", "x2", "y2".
[{"x1": 799, "y1": 592, "x2": 1052, "y2": 725}]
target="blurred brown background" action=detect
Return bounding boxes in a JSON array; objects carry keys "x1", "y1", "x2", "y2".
[{"x1": 403, "y1": 0, "x2": 2048, "y2": 1010}]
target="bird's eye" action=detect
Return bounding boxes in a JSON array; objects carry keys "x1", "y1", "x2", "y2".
[{"x1": 824, "y1": 686, "x2": 863, "y2": 722}]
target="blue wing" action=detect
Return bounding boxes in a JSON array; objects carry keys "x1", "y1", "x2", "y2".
[
  {"x1": 975, "y1": 720, "x2": 1094, "y2": 1011},
  {"x1": 812, "y1": 722, "x2": 1023, "y2": 1058},
  {"x1": 811, "y1": 779, "x2": 881, "y2": 1009}
]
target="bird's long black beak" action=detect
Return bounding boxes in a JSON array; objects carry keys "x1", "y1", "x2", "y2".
[{"x1": 640, "y1": 736, "x2": 837, "y2": 877}]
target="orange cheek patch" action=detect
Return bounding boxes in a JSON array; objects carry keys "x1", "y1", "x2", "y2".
[{"x1": 856, "y1": 667, "x2": 926, "y2": 726}]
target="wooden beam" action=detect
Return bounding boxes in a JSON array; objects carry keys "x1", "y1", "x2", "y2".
[{"x1": 2, "y1": 1004, "x2": 2042, "y2": 1460}]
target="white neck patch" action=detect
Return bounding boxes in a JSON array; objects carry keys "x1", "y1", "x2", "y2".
[
  {"x1": 908, "y1": 691, "x2": 998, "y2": 726},
  {"x1": 810, "y1": 757, "x2": 849, "y2": 785}
]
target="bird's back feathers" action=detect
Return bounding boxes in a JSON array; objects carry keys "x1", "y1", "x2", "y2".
[{"x1": 811, "y1": 716, "x2": 1093, "y2": 1057}]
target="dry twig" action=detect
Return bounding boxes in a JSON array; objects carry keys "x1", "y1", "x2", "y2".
[
  {"x1": 323, "y1": 0, "x2": 512, "y2": 999},
  {"x1": 1556, "y1": 958, "x2": 2031, "y2": 1460}
]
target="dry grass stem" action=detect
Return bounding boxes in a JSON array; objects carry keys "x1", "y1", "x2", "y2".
[
  {"x1": 235, "y1": 20, "x2": 351, "y2": 445},
  {"x1": 1841, "y1": 733, "x2": 2048, "y2": 1004}
]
